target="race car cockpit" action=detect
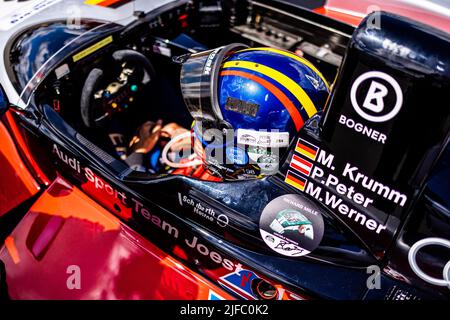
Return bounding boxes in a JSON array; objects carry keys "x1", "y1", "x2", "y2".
[
  {"x1": 6, "y1": 0, "x2": 344, "y2": 181},
  {"x1": 7, "y1": 16, "x2": 199, "y2": 177},
  {"x1": 2, "y1": 0, "x2": 449, "y2": 300}
]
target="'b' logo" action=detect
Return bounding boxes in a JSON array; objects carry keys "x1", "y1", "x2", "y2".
[{"x1": 350, "y1": 71, "x2": 403, "y2": 123}]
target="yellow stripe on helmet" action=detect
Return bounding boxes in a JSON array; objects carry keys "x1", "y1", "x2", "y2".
[
  {"x1": 222, "y1": 60, "x2": 318, "y2": 118},
  {"x1": 237, "y1": 47, "x2": 330, "y2": 90}
]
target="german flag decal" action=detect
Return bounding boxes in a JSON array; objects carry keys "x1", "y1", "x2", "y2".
[
  {"x1": 285, "y1": 170, "x2": 307, "y2": 192},
  {"x1": 295, "y1": 138, "x2": 319, "y2": 161},
  {"x1": 85, "y1": 0, "x2": 133, "y2": 9}
]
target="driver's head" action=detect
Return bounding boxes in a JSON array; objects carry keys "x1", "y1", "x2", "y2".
[{"x1": 179, "y1": 44, "x2": 329, "y2": 179}]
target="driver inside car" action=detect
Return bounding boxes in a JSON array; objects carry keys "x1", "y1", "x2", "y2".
[
  {"x1": 110, "y1": 44, "x2": 329, "y2": 179},
  {"x1": 124, "y1": 120, "x2": 193, "y2": 173},
  {"x1": 175, "y1": 44, "x2": 330, "y2": 180}
]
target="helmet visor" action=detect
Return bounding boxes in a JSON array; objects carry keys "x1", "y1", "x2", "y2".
[{"x1": 179, "y1": 43, "x2": 248, "y2": 127}]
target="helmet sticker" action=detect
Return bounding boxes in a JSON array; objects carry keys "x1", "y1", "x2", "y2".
[
  {"x1": 237, "y1": 129, "x2": 290, "y2": 148},
  {"x1": 226, "y1": 147, "x2": 249, "y2": 165},
  {"x1": 225, "y1": 97, "x2": 260, "y2": 117},
  {"x1": 259, "y1": 194, "x2": 324, "y2": 257}
]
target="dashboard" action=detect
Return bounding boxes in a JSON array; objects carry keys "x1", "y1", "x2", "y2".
[
  {"x1": 142, "y1": 0, "x2": 354, "y2": 83},
  {"x1": 230, "y1": 0, "x2": 351, "y2": 82}
]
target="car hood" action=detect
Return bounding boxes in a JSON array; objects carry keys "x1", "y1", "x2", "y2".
[{"x1": 321, "y1": 0, "x2": 450, "y2": 33}]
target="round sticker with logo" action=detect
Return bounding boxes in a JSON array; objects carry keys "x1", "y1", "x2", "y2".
[{"x1": 259, "y1": 194, "x2": 324, "y2": 257}]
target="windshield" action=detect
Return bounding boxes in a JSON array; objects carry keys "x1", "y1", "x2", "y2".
[
  {"x1": 10, "y1": 20, "x2": 105, "y2": 94},
  {"x1": 8, "y1": 0, "x2": 178, "y2": 107},
  {"x1": 16, "y1": 22, "x2": 123, "y2": 107}
]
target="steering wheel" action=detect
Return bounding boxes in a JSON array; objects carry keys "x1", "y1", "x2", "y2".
[{"x1": 80, "y1": 49, "x2": 155, "y2": 128}]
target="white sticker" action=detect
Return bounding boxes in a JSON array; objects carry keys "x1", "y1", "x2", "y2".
[
  {"x1": 237, "y1": 129, "x2": 290, "y2": 148},
  {"x1": 259, "y1": 194, "x2": 324, "y2": 257},
  {"x1": 55, "y1": 64, "x2": 70, "y2": 80},
  {"x1": 0, "y1": 0, "x2": 62, "y2": 31}
]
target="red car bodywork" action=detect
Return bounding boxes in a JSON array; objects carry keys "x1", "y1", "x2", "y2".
[
  {"x1": 0, "y1": 109, "x2": 236, "y2": 299},
  {"x1": 1, "y1": 107, "x2": 305, "y2": 300},
  {"x1": 0, "y1": 176, "x2": 235, "y2": 300},
  {"x1": 315, "y1": 0, "x2": 450, "y2": 34},
  {"x1": 0, "y1": 119, "x2": 39, "y2": 217}
]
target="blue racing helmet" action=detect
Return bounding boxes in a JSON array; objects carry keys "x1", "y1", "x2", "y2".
[{"x1": 179, "y1": 44, "x2": 330, "y2": 179}]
